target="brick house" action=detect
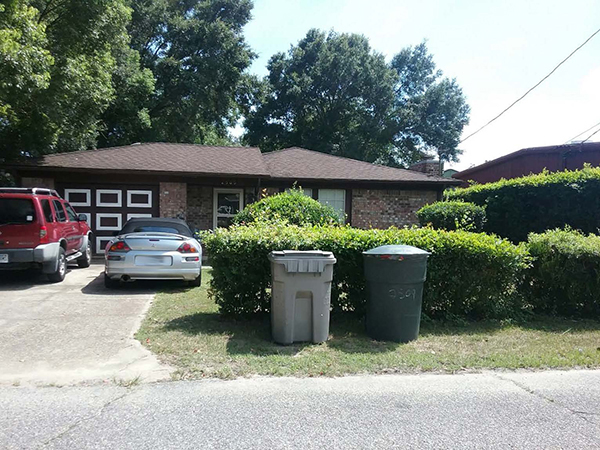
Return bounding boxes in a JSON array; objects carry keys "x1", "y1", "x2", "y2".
[
  {"x1": 7, "y1": 143, "x2": 458, "y2": 253},
  {"x1": 454, "y1": 142, "x2": 600, "y2": 185}
]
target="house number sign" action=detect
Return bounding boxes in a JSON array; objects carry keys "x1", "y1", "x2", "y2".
[{"x1": 388, "y1": 288, "x2": 417, "y2": 301}]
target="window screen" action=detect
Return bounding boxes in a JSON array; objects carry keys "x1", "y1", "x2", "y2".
[{"x1": 318, "y1": 189, "x2": 346, "y2": 220}]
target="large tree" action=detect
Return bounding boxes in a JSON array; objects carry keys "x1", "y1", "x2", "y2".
[
  {"x1": 122, "y1": 0, "x2": 255, "y2": 145},
  {"x1": 243, "y1": 29, "x2": 397, "y2": 162},
  {"x1": 388, "y1": 42, "x2": 470, "y2": 166},
  {"x1": 244, "y1": 33, "x2": 470, "y2": 167},
  {"x1": 0, "y1": 0, "x2": 139, "y2": 160}
]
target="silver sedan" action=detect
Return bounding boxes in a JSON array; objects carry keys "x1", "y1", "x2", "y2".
[{"x1": 104, "y1": 218, "x2": 202, "y2": 288}]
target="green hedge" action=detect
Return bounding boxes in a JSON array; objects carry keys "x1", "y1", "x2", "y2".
[
  {"x1": 527, "y1": 229, "x2": 600, "y2": 318},
  {"x1": 232, "y1": 188, "x2": 342, "y2": 226},
  {"x1": 202, "y1": 224, "x2": 531, "y2": 320},
  {"x1": 446, "y1": 166, "x2": 600, "y2": 242},
  {"x1": 416, "y1": 201, "x2": 486, "y2": 232}
]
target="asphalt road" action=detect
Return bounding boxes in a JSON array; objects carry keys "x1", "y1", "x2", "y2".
[
  {"x1": 0, "y1": 263, "x2": 171, "y2": 385},
  {"x1": 2, "y1": 370, "x2": 599, "y2": 449}
]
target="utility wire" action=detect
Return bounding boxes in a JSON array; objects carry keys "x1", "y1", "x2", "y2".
[
  {"x1": 460, "y1": 26, "x2": 600, "y2": 144},
  {"x1": 564, "y1": 120, "x2": 600, "y2": 144},
  {"x1": 581, "y1": 127, "x2": 600, "y2": 144}
]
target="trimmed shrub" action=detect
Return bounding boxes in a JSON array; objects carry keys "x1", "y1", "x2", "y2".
[
  {"x1": 446, "y1": 166, "x2": 600, "y2": 242},
  {"x1": 232, "y1": 188, "x2": 342, "y2": 226},
  {"x1": 527, "y1": 228, "x2": 600, "y2": 317},
  {"x1": 202, "y1": 224, "x2": 531, "y2": 320},
  {"x1": 416, "y1": 201, "x2": 486, "y2": 232}
]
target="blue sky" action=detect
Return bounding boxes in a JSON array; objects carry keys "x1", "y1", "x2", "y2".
[{"x1": 241, "y1": 0, "x2": 600, "y2": 170}]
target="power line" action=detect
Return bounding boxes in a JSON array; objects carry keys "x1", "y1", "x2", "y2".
[
  {"x1": 564, "y1": 120, "x2": 600, "y2": 144},
  {"x1": 460, "y1": 26, "x2": 600, "y2": 144},
  {"x1": 581, "y1": 127, "x2": 600, "y2": 144}
]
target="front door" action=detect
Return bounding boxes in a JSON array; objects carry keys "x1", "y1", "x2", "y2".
[{"x1": 213, "y1": 188, "x2": 244, "y2": 228}]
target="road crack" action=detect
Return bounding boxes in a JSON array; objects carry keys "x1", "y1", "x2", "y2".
[
  {"x1": 38, "y1": 389, "x2": 134, "y2": 448},
  {"x1": 492, "y1": 373, "x2": 599, "y2": 425}
]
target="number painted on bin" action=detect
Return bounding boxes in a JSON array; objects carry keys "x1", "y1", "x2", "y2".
[{"x1": 388, "y1": 288, "x2": 417, "y2": 301}]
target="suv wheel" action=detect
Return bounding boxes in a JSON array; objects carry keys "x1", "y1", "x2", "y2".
[
  {"x1": 78, "y1": 238, "x2": 92, "y2": 268},
  {"x1": 104, "y1": 272, "x2": 119, "y2": 289},
  {"x1": 48, "y1": 247, "x2": 67, "y2": 283}
]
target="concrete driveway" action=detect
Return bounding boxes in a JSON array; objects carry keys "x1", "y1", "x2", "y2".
[{"x1": 0, "y1": 263, "x2": 172, "y2": 386}]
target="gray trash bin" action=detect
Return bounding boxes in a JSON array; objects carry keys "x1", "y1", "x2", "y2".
[
  {"x1": 268, "y1": 250, "x2": 337, "y2": 345},
  {"x1": 363, "y1": 245, "x2": 430, "y2": 343}
]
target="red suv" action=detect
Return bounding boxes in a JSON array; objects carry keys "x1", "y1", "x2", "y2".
[{"x1": 0, "y1": 187, "x2": 93, "y2": 282}]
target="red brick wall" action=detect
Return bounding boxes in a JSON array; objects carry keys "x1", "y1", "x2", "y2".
[
  {"x1": 408, "y1": 161, "x2": 441, "y2": 177},
  {"x1": 187, "y1": 185, "x2": 213, "y2": 231},
  {"x1": 159, "y1": 182, "x2": 187, "y2": 219},
  {"x1": 351, "y1": 189, "x2": 438, "y2": 228}
]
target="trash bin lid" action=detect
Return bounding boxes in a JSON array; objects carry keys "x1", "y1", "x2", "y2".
[
  {"x1": 268, "y1": 250, "x2": 336, "y2": 273},
  {"x1": 363, "y1": 245, "x2": 430, "y2": 260}
]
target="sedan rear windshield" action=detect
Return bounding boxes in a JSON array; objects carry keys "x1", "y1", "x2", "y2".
[
  {"x1": 120, "y1": 222, "x2": 192, "y2": 237},
  {"x1": 0, "y1": 198, "x2": 36, "y2": 224}
]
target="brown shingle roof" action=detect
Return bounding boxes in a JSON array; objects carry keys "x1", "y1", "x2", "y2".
[
  {"x1": 25, "y1": 143, "x2": 270, "y2": 177},
  {"x1": 13, "y1": 143, "x2": 456, "y2": 184},
  {"x1": 263, "y1": 147, "x2": 454, "y2": 183}
]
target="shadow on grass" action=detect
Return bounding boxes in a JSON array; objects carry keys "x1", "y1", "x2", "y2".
[
  {"x1": 162, "y1": 312, "x2": 315, "y2": 356},
  {"x1": 162, "y1": 309, "x2": 600, "y2": 357}
]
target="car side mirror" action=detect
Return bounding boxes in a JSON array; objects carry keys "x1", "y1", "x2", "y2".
[{"x1": 77, "y1": 214, "x2": 87, "y2": 222}]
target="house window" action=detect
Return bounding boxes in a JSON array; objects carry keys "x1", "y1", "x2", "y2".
[
  {"x1": 286, "y1": 187, "x2": 313, "y2": 197},
  {"x1": 213, "y1": 188, "x2": 243, "y2": 228},
  {"x1": 318, "y1": 189, "x2": 346, "y2": 219}
]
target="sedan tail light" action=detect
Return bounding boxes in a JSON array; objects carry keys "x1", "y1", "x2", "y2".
[
  {"x1": 177, "y1": 242, "x2": 197, "y2": 253},
  {"x1": 109, "y1": 241, "x2": 131, "y2": 252}
]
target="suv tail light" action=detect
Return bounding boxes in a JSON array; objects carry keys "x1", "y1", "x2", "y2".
[
  {"x1": 39, "y1": 225, "x2": 49, "y2": 244},
  {"x1": 177, "y1": 242, "x2": 197, "y2": 253},
  {"x1": 109, "y1": 241, "x2": 131, "y2": 252}
]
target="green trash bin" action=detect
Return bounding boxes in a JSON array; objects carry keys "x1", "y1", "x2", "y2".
[{"x1": 363, "y1": 245, "x2": 430, "y2": 343}]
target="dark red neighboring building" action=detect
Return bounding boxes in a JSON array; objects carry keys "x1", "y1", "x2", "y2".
[{"x1": 453, "y1": 142, "x2": 600, "y2": 185}]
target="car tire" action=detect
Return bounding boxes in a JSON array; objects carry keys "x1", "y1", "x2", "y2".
[
  {"x1": 47, "y1": 247, "x2": 67, "y2": 283},
  {"x1": 77, "y1": 238, "x2": 92, "y2": 268},
  {"x1": 189, "y1": 273, "x2": 202, "y2": 287},
  {"x1": 104, "y1": 272, "x2": 119, "y2": 289}
]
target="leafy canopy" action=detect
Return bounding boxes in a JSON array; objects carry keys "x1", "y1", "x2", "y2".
[
  {"x1": 244, "y1": 29, "x2": 398, "y2": 163},
  {"x1": 244, "y1": 33, "x2": 470, "y2": 167}
]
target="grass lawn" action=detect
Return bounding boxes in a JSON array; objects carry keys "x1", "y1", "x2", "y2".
[{"x1": 136, "y1": 269, "x2": 600, "y2": 380}]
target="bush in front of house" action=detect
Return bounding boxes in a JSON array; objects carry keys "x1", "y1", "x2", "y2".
[
  {"x1": 526, "y1": 228, "x2": 600, "y2": 318},
  {"x1": 416, "y1": 201, "x2": 486, "y2": 232},
  {"x1": 446, "y1": 166, "x2": 600, "y2": 242},
  {"x1": 202, "y1": 224, "x2": 531, "y2": 320},
  {"x1": 232, "y1": 188, "x2": 343, "y2": 226}
]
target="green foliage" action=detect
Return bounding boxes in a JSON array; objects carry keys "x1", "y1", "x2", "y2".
[
  {"x1": 388, "y1": 42, "x2": 470, "y2": 166},
  {"x1": 232, "y1": 188, "x2": 343, "y2": 226},
  {"x1": 244, "y1": 34, "x2": 470, "y2": 167},
  {"x1": 527, "y1": 229, "x2": 600, "y2": 318},
  {"x1": 416, "y1": 201, "x2": 486, "y2": 232},
  {"x1": 0, "y1": 0, "x2": 53, "y2": 159},
  {"x1": 127, "y1": 0, "x2": 255, "y2": 145},
  {"x1": 244, "y1": 29, "x2": 397, "y2": 163},
  {"x1": 446, "y1": 166, "x2": 600, "y2": 242},
  {"x1": 1, "y1": 0, "x2": 134, "y2": 159},
  {"x1": 202, "y1": 224, "x2": 530, "y2": 319}
]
